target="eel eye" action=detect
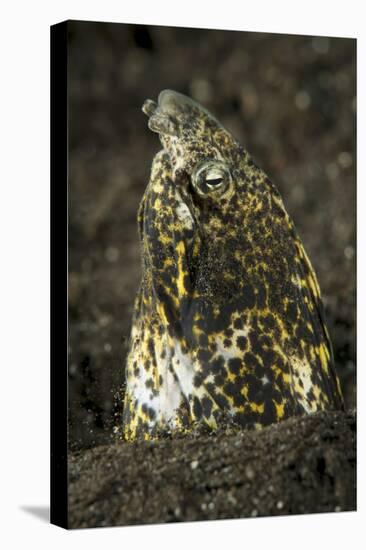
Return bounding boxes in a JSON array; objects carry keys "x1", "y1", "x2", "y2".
[{"x1": 192, "y1": 161, "x2": 232, "y2": 196}]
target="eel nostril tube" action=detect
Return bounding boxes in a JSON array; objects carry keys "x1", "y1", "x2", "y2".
[{"x1": 142, "y1": 99, "x2": 158, "y2": 117}]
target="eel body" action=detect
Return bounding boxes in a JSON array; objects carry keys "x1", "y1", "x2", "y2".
[{"x1": 122, "y1": 90, "x2": 343, "y2": 440}]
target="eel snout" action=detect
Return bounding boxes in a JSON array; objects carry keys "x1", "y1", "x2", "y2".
[
  {"x1": 142, "y1": 90, "x2": 189, "y2": 137},
  {"x1": 142, "y1": 89, "x2": 223, "y2": 140}
]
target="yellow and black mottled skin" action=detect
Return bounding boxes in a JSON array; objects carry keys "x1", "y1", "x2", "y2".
[{"x1": 122, "y1": 90, "x2": 343, "y2": 441}]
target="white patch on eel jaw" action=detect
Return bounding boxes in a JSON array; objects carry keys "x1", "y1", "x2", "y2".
[{"x1": 175, "y1": 201, "x2": 194, "y2": 230}]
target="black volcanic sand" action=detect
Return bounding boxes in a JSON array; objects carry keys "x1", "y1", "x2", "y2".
[
  {"x1": 67, "y1": 22, "x2": 356, "y2": 526},
  {"x1": 68, "y1": 410, "x2": 356, "y2": 528}
]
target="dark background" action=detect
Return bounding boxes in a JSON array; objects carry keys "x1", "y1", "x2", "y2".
[{"x1": 68, "y1": 21, "x2": 356, "y2": 451}]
